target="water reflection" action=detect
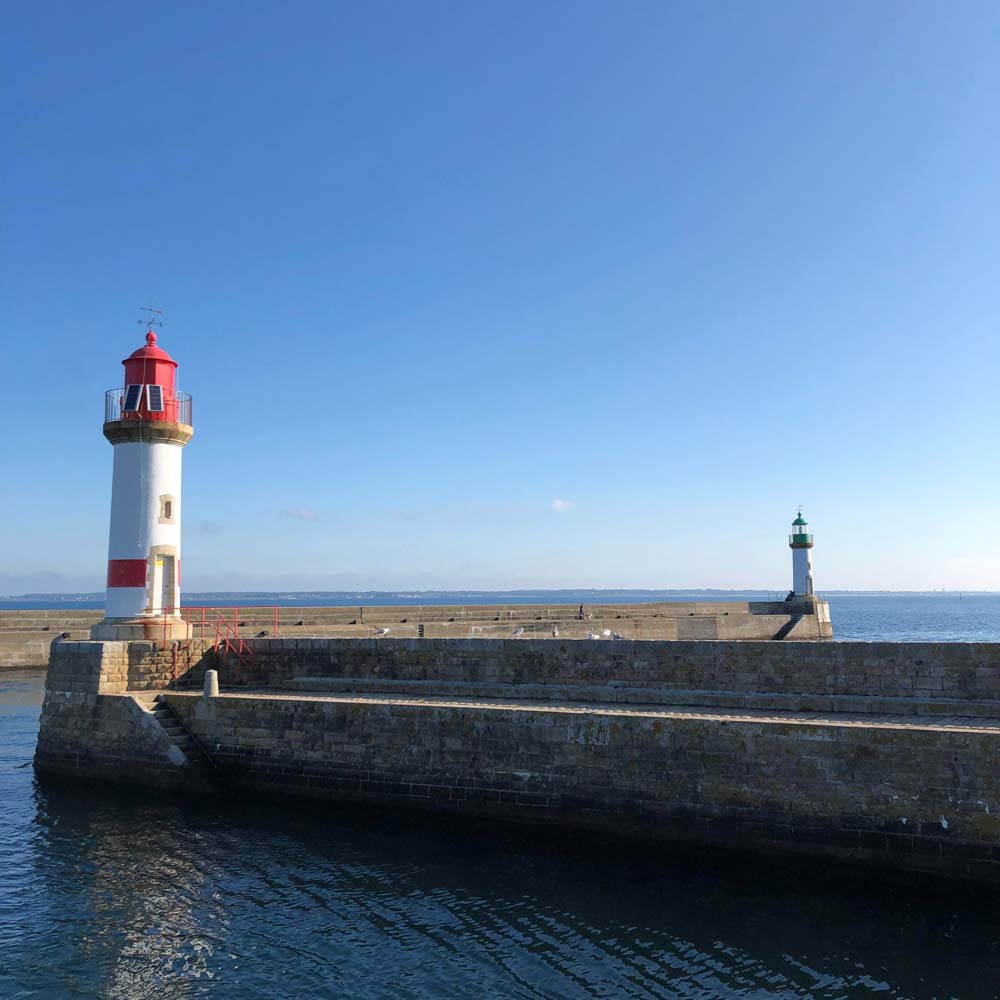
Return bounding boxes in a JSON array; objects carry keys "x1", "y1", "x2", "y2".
[
  {"x1": 33, "y1": 791, "x2": 219, "y2": 998},
  {"x1": 5, "y1": 672, "x2": 1000, "y2": 998},
  {"x1": 16, "y1": 782, "x2": 1000, "y2": 998}
]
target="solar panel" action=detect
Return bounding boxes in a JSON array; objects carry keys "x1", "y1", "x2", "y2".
[
  {"x1": 146, "y1": 384, "x2": 164, "y2": 412},
  {"x1": 122, "y1": 384, "x2": 143, "y2": 412}
]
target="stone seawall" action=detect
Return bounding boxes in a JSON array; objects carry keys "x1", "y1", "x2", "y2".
[
  {"x1": 166, "y1": 689, "x2": 1000, "y2": 880},
  {"x1": 36, "y1": 634, "x2": 1000, "y2": 881},
  {"x1": 1, "y1": 598, "x2": 831, "y2": 668},
  {"x1": 0, "y1": 611, "x2": 102, "y2": 668},
  {"x1": 34, "y1": 639, "x2": 213, "y2": 790},
  {"x1": 244, "y1": 636, "x2": 999, "y2": 709}
]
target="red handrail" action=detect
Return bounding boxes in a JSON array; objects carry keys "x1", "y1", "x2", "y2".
[
  {"x1": 159, "y1": 606, "x2": 281, "y2": 640},
  {"x1": 214, "y1": 615, "x2": 255, "y2": 684},
  {"x1": 159, "y1": 606, "x2": 280, "y2": 685}
]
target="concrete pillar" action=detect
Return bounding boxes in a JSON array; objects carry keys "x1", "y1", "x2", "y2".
[{"x1": 203, "y1": 669, "x2": 219, "y2": 699}]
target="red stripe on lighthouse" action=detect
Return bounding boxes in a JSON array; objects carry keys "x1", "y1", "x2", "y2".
[{"x1": 107, "y1": 559, "x2": 147, "y2": 588}]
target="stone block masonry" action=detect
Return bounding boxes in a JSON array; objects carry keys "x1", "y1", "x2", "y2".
[
  {"x1": 244, "y1": 637, "x2": 1000, "y2": 709},
  {"x1": 166, "y1": 690, "x2": 1000, "y2": 880},
  {"x1": 34, "y1": 640, "x2": 214, "y2": 790},
  {"x1": 36, "y1": 635, "x2": 1000, "y2": 881},
  {"x1": 0, "y1": 610, "x2": 102, "y2": 668},
  {"x1": 0, "y1": 597, "x2": 831, "y2": 669}
]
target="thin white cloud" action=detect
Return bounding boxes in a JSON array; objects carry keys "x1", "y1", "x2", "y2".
[
  {"x1": 550, "y1": 499, "x2": 573, "y2": 512},
  {"x1": 192, "y1": 519, "x2": 226, "y2": 534},
  {"x1": 282, "y1": 507, "x2": 320, "y2": 521}
]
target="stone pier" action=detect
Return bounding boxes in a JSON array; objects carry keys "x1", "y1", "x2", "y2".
[
  {"x1": 37, "y1": 632, "x2": 1000, "y2": 881},
  {"x1": 1, "y1": 598, "x2": 832, "y2": 669}
]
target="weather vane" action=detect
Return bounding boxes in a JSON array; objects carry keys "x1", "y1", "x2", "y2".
[{"x1": 138, "y1": 304, "x2": 164, "y2": 329}]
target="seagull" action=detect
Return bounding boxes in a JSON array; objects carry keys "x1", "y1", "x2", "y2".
[
  {"x1": 601, "y1": 629, "x2": 612, "y2": 638},
  {"x1": 587, "y1": 632, "x2": 601, "y2": 640},
  {"x1": 551, "y1": 626, "x2": 559, "y2": 638},
  {"x1": 512, "y1": 627, "x2": 525, "y2": 638},
  {"x1": 373, "y1": 627, "x2": 391, "y2": 637},
  {"x1": 611, "y1": 631, "x2": 627, "y2": 640}
]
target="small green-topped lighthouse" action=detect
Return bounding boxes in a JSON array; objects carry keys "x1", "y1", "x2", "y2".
[{"x1": 789, "y1": 510, "x2": 814, "y2": 596}]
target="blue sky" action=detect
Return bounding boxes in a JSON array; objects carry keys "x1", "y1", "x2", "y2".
[{"x1": 3, "y1": 1, "x2": 999, "y2": 593}]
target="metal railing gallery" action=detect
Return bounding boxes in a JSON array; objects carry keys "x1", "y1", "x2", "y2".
[{"x1": 104, "y1": 388, "x2": 193, "y2": 425}]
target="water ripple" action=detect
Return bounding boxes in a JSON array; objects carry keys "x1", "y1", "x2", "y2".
[{"x1": 3, "y1": 671, "x2": 1000, "y2": 998}]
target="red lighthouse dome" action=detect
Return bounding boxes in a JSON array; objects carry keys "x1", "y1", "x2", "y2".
[
  {"x1": 115, "y1": 330, "x2": 186, "y2": 423},
  {"x1": 123, "y1": 330, "x2": 178, "y2": 394}
]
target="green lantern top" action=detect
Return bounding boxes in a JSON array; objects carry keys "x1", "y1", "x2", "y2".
[{"x1": 789, "y1": 509, "x2": 813, "y2": 547}]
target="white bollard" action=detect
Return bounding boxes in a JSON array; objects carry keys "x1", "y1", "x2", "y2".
[{"x1": 203, "y1": 669, "x2": 220, "y2": 699}]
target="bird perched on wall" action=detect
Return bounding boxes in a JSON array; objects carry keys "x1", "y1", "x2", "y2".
[
  {"x1": 587, "y1": 632, "x2": 601, "y2": 640},
  {"x1": 512, "y1": 627, "x2": 525, "y2": 638},
  {"x1": 611, "y1": 631, "x2": 627, "y2": 641},
  {"x1": 601, "y1": 629, "x2": 612, "y2": 638},
  {"x1": 373, "y1": 627, "x2": 390, "y2": 637},
  {"x1": 551, "y1": 626, "x2": 559, "y2": 638}
]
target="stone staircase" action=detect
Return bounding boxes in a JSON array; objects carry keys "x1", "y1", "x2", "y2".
[
  {"x1": 150, "y1": 694, "x2": 217, "y2": 784},
  {"x1": 771, "y1": 614, "x2": 804, "y2": 640}
]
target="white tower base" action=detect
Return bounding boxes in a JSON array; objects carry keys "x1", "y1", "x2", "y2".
[
  {"x1": 90, "y1": 618, "x2": 191, "y2": 641},
  {"x1": 792, "y1": 546, "x2": 813, "y2": 596},
  {"x1": 93, "y1": 418, "x2": 193, "y2": 642}
]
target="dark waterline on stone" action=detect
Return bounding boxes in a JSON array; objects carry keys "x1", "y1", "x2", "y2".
[{"x1": 3, "y1": 672, "x2": 1000, "y2": 998}]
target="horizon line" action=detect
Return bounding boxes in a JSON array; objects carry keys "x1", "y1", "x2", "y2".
[{"x1": 3, "y1": 588, "x2": 998, "y2": 601}]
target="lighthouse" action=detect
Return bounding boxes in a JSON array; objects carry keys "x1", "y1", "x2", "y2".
[
  {"x1": 91, "y1": 325, "x2": 193, "y2": 640},
  {"x1": 788, "y1": 510, "x2": 814, "y2": 597}
]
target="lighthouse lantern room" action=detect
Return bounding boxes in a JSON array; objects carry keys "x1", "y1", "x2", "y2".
[
  {"x1": 91, "y1": 326, "x2": 194, "y2": 640},
  {"x1": 788, "y1": 510, "x2": 814, "y2": 598}
]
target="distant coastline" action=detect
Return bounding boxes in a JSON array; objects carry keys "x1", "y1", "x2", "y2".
[{"x1": 2, "y1": 588, "x2": 996, "y2": 612}]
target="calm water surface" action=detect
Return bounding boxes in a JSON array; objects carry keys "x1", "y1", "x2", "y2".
[
  {"x1": 829, "y1": 594, "x2": 1000, "y2": 643},
  {"x1": 5, "y1": 596, "x2": 1000, "y2": 997}
]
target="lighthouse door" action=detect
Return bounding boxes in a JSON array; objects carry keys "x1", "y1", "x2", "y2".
[{"x1": 152, "y1": 555, "x2": 176, "y2": 615}]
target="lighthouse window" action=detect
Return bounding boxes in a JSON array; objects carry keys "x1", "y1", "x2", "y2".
[
  {"x1": 146, "y1": 384, "x2": 164, "y2": 412},
  {"x1": 122, "y1": 384, "x2": 143, "y2": 412},
  {"x1": 159, "y1": 494, "x2": 176, "y2": 524}
]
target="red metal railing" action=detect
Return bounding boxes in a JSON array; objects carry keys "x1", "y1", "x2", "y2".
[
  {"x1": 169, "y1": 606, "x2": 280, "y2": 641},
  {"x1": 161, "y1": 606, "x2": 280, "y2": 686},
  {"x1": 214, "y1": 616, "x2": 255, "y2": 685}
]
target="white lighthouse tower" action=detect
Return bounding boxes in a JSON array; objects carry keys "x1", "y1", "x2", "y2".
[
  {"x1": 788, "y1": 510, "x2": 814, "y2": 597},
  {"x1": 92, "y1": 322, "x2": 193, "y2": 640}
]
